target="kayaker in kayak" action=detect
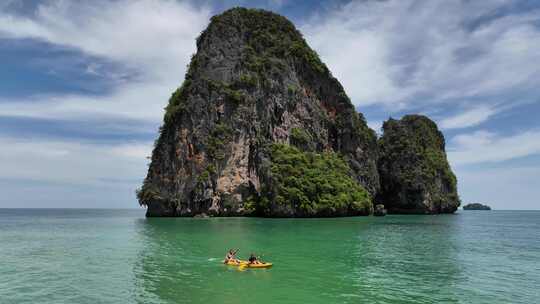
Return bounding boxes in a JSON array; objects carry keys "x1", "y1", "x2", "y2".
[
  {"x1": 248, "y1": 253, "x2": 262, "y2": 265},
  {"x1": 224, "y1": 249, "x2": 239, "y2": 264}
]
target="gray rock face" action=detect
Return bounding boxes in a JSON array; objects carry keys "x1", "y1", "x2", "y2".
[
  {"x1": 138, "y1": 8, "x2": 379, "y2": 217},
  {"x1": 377, "y1": 115, "x2": 460, "y2": 214},
  {"x1": 373, "y1": 204, "x2": 387, "y2": 216}
]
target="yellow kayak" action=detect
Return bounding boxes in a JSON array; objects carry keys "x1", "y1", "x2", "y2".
[{"x1": 224, "y1": 259, "x2": 273, "y2": 268}]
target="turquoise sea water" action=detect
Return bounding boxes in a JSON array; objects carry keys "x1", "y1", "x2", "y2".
[{"x1": 0, "y1": 209, "x2": 539, "y2": 304}]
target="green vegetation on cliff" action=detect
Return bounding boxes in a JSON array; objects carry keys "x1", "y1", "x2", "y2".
[
  {"x1": 378, "y1": 115, "x2": 460, "y2": 213},
  {"x1": 256, "y1": 144, "x2": 372, "y2": 216},
  {"x1": 164, "y1": 80, "x2": 190, "y2": 124},
  {"x1": 380, "y1": 115, "x2": 457, "y2": 192},
  {"x1": 290, "y1": 127, "x2": 313, "y2": 150},
  {"x1": 200, "y1": 7, "x2": 330, "y2": 89},
  {"x1": 206, "y1": 122, "x2": 233, "y2": 160},
  {"x1": 136, "y1": 182, "x2": 158, "y2": 207}
]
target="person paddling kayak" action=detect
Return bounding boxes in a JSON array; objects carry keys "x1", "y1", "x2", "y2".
[
  {"x1": 224, "y1": 249, "x2": 240, "y2": 264},
  {"x1": 248, "y1": 253, "x2": 262, "y2": 265}
]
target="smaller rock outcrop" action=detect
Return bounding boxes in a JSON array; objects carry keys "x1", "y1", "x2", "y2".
[
  {"x1": 378, "y1": 115, "x2": 460, "y2": 214},
  {"x1": 373, "y1": 204, "x2": 387, "y2": 216},
  {"x1": 463, "y1": 203, "x2": 491, "y2": 210}
]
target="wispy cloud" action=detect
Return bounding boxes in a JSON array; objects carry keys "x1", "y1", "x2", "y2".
[
  {"x1": 0, "y1": 0, "x2": 210, "y2": 81},
  {"x1": 0, "y1": 82, "x2": 173, "y2": 123},
  {"x1": 440, "y1": 104, "x2": 500, "y2": 130},
  {"x1": 0, "y1": 0, "x2": 211, "y2": 123},
  {"x1": 0, "y1": 136, "x2": 153, "y2": 186},
  {"x1": 302, "y1": 1, "x2": 540, "y2": 112},
  {"x1": 0, "y1": 134, "x2": 153, "y2": 208},
  {"x1": 448, "y1": 130, "x2": 540, "y2": 165},
  {"x1": 455, "y1": 165, "x2": 540, "y2": 210}
]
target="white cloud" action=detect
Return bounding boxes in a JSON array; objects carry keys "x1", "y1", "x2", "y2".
[
  {"x1": 367, "y1": 120, "x2": 383, "y2": 135},
  {"x1": 0, "y1": 81, "x2": 172, "y2": 123},
  {"x1": 448, "y1": 130, "x2": 540, "y2": 165},
  {"x1": 455, "y1": 165, "x2": 540, "y2": 210},
  {"x1": 440, "y1": 104, "x2": 499, "y2": 130},
  {"x1": 448, "y1": 127, "x2": 540, "y2": 210},
  {"x1": 0, "y1": 136, "x2": 153, "y2": 186},
  {"x1": 0, "y1": 135, "x2": 153, "y2": 208},
  {"x1": 111, "y1": 142, "x2": 154, "y2": 159},
  {"x1": 0, "y1": 181, "x2": 143, "y2": 209},
  {"x1": 0, "y1": 0, "x2": 210, "y2": 81},
  {"x1": 84, "y1": 62, "x2": 101, "y2": 76},
  {"x1": 0, "y1": 0, "x2": 211, "y2": 123},
  {"x1": 302, "y1": 1, "x2": 540, "y2": 111}
]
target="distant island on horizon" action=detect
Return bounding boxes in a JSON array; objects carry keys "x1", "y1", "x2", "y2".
[{"x1": 463, "y1": 203, "x2": 491, "y2": 210}]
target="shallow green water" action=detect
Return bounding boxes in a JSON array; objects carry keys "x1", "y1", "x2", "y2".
[{"x1": 1, "y1": 209, "x2": 539, "y2": 303}]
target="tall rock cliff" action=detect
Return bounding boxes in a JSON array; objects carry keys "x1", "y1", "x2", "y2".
[
  {"x1": 138, "y1": 8, "x2": 379, "y2": 217},
  {"x1": 377, "y1": 115, "x2": 460, "y2": 214}
]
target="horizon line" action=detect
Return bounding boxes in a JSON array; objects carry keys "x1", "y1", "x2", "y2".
[{"x1": 0, "y1": 207, "x2": 538, "y2": 211}]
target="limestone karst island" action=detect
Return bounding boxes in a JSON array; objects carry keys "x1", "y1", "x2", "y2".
[{"x1": 137, "y1": 8, "x2": 459, "y2": 217}]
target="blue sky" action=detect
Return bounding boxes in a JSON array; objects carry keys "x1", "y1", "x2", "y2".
[{"x1": 1, "y1": 0, "x2": 539, "y2": 210}]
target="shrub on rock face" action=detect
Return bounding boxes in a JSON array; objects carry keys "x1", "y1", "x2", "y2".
[
  {"x1": 206, "y1": 123, "x2": 233, "y2": 160},
  {"x1": 378, "y1": 115, "x2": 460, "y2": 214},
  {"x1": 136, "y1": 182, "x2": 160, "y2": 207},
  {"x1": 289, "y1": 127, "x2": 314, "y2": 151},
  {"x1": 254, "y1": 144, "x2": 372, "y2": 217}
]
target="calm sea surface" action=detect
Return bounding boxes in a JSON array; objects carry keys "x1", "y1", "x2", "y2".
[{"x1": 0, "y1": 209, "x2": 539, "y2": 304}]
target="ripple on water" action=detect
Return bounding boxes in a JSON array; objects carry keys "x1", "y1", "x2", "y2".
[{"x1": 1, "y1": 210, "x2": 540, "y2": 303}]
